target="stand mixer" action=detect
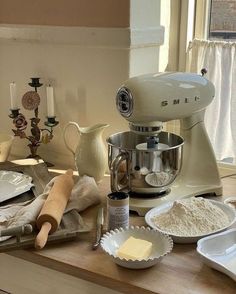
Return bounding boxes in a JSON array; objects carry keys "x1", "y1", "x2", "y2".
[{"x1": 107, "y1": 71, "x2": 222, "y2": 216}]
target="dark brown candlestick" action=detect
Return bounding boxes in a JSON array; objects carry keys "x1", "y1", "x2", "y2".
[{"x1": 8, "y1": 78, "x2": 59, "y2": 165}]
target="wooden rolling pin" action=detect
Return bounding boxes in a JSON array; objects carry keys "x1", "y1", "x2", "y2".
[{"x1": 35, "y1": 169, "x2": 74, "y2": 249}]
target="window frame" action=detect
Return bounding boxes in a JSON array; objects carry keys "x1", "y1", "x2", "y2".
[
  {"x1": 178, "y1": 0, "x2": 212, "y2": 70},
  {"x1": 194, "y1": 0, "x2": 211, "y2": 40}
]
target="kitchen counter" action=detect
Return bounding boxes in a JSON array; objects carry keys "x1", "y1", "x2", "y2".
[{"x1": 8, "y1": 173, "x2": 236, "y2": 294}]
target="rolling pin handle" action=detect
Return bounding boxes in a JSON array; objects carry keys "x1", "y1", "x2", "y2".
[
  {"x1": 65, "y1": 169, "x2": 73, "y2": 177},
  {"x1": 35, "y1": 222, "x2": 52, "y2": 250}
]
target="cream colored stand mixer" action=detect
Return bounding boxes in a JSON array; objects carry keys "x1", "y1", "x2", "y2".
[{"x1": 107, "y1": 71, "x2": 222, "y2": 216}]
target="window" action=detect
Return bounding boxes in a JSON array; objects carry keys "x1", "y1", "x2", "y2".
[
  {"x1": 209, "y1": 0, "x2": 236, "y2": 40},
  {"x1": 186, "y1": 0, "x2": 236, "y2": 164}
]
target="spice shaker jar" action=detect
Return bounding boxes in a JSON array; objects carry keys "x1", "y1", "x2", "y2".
[{"x1": 107, "y1": 191, "x2": 129, "y2": 230}]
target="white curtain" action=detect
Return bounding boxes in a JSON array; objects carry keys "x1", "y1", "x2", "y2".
[{"x1": 186, "y1": 39, "x2": 236, "y2": 163}]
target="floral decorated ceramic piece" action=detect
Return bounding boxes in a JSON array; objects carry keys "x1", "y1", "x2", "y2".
[{"x1": 22, "y1": 91, "x2": 40, "y2": 110}]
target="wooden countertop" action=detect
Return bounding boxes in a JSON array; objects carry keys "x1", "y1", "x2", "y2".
[{"x1": 9, "y1": 174, "x2": 236, "y2": 294}]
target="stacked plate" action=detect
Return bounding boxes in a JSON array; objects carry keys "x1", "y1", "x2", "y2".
[{"x1": 0, "y1": 170, "x2": 33, "y2": 202}]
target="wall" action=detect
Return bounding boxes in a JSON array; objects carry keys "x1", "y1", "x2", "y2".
[
  {"x1": 0, "y1": 29, "x2": 130, "y2": 167},
  {"x1": 0, "y1": 0, "x2": 129, "y2": 27},
  {"x1": 129, "y1": 0, "x2": 164, "y2": 76},
  {"x1": 0, "y1": 1, "x2": 165, "y2": 168}
]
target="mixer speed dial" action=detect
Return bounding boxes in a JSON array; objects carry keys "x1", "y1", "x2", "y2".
[{"x1": 116, "y1": 87, "x2": 133, "y2": 117}]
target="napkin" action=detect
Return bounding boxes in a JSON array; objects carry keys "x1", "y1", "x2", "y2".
[{"x1": 0, "y1": 175, "x2": 101, "y2": 242}]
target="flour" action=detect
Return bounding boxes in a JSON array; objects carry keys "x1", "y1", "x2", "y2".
[
  {"x1": 145, "y1": 172, "x2": 170, "y2": 186},
  {"x1": 152, "y1": 197, "x2": 230, "y2": 236}
]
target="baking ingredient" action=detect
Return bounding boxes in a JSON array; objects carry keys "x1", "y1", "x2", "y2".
[
  {"x1": 152, "y1": 197, "x2": 230, "y2": 236},
  {"x1": 145, "y1": 172, "x2": 170, "y2": 186},
  {"x1": 107, "y1": 192, "x2": 129, "y2": 230},
  {"x1": 117, "y1": 236, "x2": 153, "y2": 260}
]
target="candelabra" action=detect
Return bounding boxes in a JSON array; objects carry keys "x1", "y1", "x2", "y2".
[{"x1": 9, "y1": 78, "x2": 59, "y2": 164}]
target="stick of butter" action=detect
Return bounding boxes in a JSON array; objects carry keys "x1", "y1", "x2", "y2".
[{"x1": 116, "y1": 236, "x2": 153, "y2": 260}]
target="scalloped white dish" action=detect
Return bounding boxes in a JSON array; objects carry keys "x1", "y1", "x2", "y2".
[
  {"x1": 100, "y1": 226, "x2": 173, "y2": 269},
  {"x1": 0, "y1": 170, "x2": 33, "y2": 202},
  {"x1": 145, "y1": 199, "x2": 236, "y2": 243},
  {"x1": 197, "y1": 228, "x2": 236, "y2": 281}
]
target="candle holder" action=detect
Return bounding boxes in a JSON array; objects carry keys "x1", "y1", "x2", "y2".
[
  {"x1": 9, "y1": 108, "x2": 20, "y2": 119},
  {"x1": 8, "y1": 78, "x2": 59, "y2": 165}
]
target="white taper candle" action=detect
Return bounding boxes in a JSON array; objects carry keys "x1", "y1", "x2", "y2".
[
  {"x1": 10, "y1": 82, "x2": 18, "y2": 110},
  {"x1": 46, "y1": 85, "x2": 55, "y2": 118}
]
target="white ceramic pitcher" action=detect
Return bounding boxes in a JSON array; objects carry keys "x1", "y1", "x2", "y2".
[{"x1": 63, "y1": 122, "x2": 109, "y2": 183}]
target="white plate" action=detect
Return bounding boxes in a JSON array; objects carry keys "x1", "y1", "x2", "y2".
[
  {"x1": 100, "y1": 226, "x2": 173, "y2": 269},
  {"x1": 0, "y1": 170, "x2": 33, "y2": 202},
  {"x1": 145, "y1": 199, "x2": 236, "y2": 243},
  {"x1": 197, "y1": 228, "x2": 236, "y2": 281}
]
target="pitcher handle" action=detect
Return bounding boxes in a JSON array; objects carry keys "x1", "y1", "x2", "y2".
[
  {"x1": 63, "y1": 122, "x2": 80, "y2": 156},
  {"x1": 110, "y1": 152, "x2": 129, "y2": 192}
]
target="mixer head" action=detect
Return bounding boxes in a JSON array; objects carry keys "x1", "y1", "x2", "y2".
[{"x1": 116, "y1": 72, "x2": 215, "y2": 135}]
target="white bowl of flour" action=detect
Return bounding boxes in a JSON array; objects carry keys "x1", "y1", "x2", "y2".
[{"x1": 145, "y1": 197, "x2": 236, "y2": 243}]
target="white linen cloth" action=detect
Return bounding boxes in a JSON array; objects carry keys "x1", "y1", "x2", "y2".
[
  {"x1": 0, "y1": 175, "x2": 101, "y2": 242},
  {"x1": 186, "y1": 38, "x2": 236, "y2": 162}
]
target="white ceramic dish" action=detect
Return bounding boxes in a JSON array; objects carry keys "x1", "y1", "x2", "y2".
[
  {"x1": 0, "y1": 170, "x2": 33, "y2": 202},
  {"x1": 145, "y1": 199, "x2": 236, "y2": 243},
  {"x1": 197, "y1": 228, "x2": 236, "y2": 281},
  {"x1": 100, "y1": 226, "x2": 173, "y2": 269}
]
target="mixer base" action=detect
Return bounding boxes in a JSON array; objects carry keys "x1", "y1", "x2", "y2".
[
  {"x1": 129, "y1": 189, "x2": 170, "y2": 199},
  {"x1": 129, "y1": 182, "x2": 222, "y2": 216}
]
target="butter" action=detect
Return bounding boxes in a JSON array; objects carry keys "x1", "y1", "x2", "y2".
[{"x1": 117, "y1": 236, "x2": 153, "y2": 260}]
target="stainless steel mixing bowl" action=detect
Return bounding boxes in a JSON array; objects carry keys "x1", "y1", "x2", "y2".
[{"x1": 107, "y1": 131, "x2": 184, "y2": 195}]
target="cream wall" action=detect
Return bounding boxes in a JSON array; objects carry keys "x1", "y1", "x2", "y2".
[
  {"x1": 0, "y1": 1, "x2": 166, "y2": 168},
  {"x1": 0, "y1": 33, "x2": 130, "y2": 166},
  {"x1": 129, "y1": 0, "x2": 163, "y2": 76},
  {"x1": 0, "y1": 0, "x2": 129, "y2": 27}
]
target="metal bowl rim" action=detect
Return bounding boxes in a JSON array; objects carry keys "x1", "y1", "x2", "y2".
[{"x1": 106, "y1": 131, "x2": 184, "y2": 152}]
